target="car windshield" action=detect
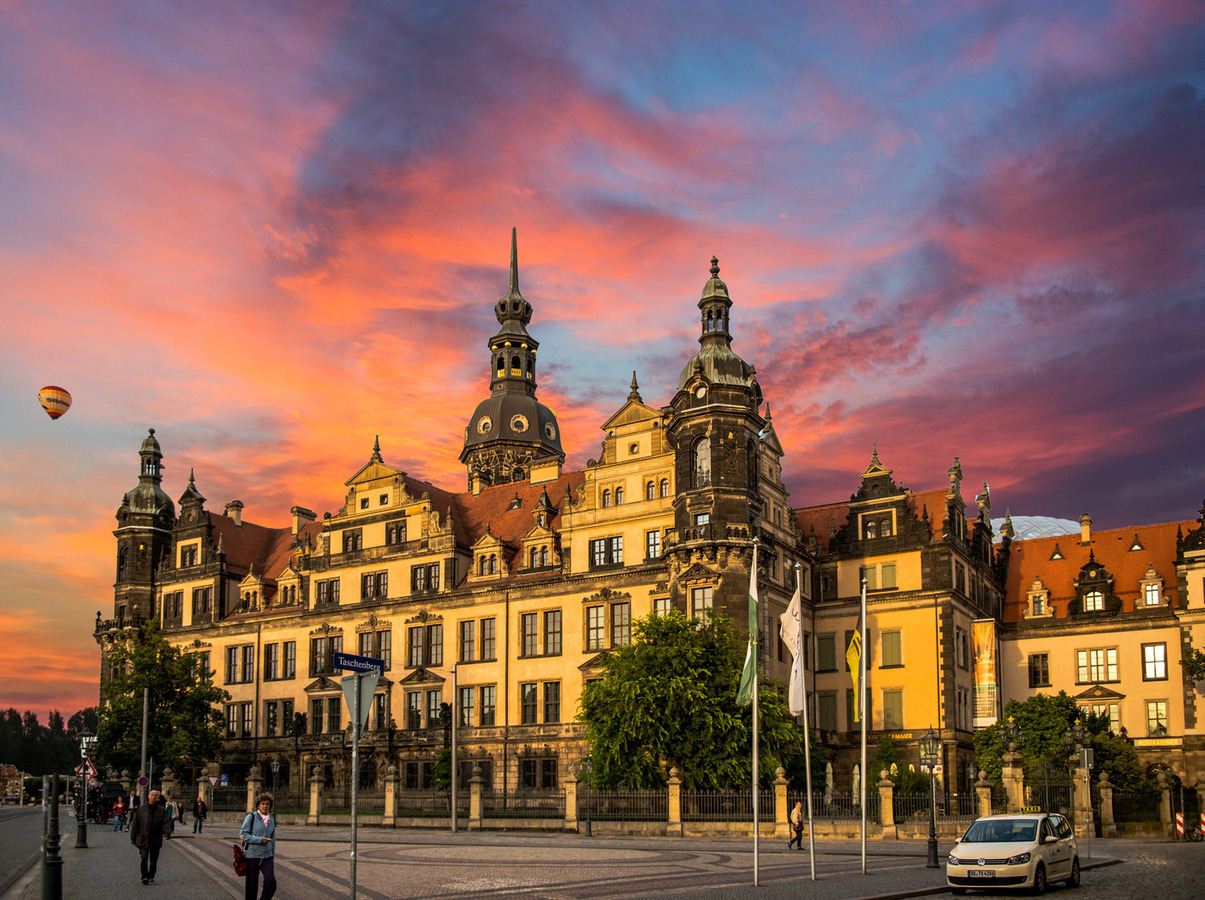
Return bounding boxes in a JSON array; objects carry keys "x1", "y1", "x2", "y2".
[{"x1": 962, "y1": 819, "x2": 1038, "y2": 843}]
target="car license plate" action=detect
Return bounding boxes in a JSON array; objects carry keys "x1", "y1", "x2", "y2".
[{"x1": 968, "y1": 869, "x2": 995, "y2": 878}]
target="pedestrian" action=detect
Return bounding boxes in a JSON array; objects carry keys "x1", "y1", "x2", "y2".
[
  {"x1": 162, "y1": 793, "x2": 177, "y2": 839},
  {"x1": 127, "y1": 789, "x2": 139, "y2": 831},
  {"x1": 113, "y1": 795, "x2": 127, "y2": 832},
  {"x1": 239, "y1": 793, "x2": 277, "y2": 900},
  {"x1": 129, "y1": 789, "x2": 171, "y2": 885},
  {"x1": 192, "y1": 794, "x2": 208, "y2": 834},
  {"x1": 788, "y1": 800, "x2": 804, "y2": 849}
]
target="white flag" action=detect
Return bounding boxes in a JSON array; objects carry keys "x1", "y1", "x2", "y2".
[{"x1": 778, "y1": 580, "x2": 804, "y2": 715}]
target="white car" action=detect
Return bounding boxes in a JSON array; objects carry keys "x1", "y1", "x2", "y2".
[{"x1": 947, "y1": 812, "x2": 1079, "y2": 894}]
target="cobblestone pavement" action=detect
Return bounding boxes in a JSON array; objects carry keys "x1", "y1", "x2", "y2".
[{"x1": 5, "y1": 813, "x2": 1203, "y2": 900}]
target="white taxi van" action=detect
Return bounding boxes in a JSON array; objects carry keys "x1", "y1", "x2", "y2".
[{"x1": 947, "y1": 812, "x2": 1079, "y2": 894}]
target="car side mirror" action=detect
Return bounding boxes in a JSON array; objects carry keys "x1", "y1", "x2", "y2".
[{"x1": 1043, "y1": 835, "x2": 1059, "y2": 844}]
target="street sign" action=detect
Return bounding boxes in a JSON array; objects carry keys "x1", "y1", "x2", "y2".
[
  {"x1": 207, "y1": 776, "x2": 219, "y2": 787},
  {"x1": 221, "y1": 774, "x2": 229, "y2": 784},
  {"x1": 81, "y1": 745, "x2": 88, "y2": 759},
  {"x1": 333, "y1": 651, "x2": 384, "y2": 674},
  {"x1": 1079, "y1": 747, "x2": 1095, "y2": 769},
  {"x1": 137, "y1": 776, "x2": 149, "y2": 787},
  {"x1": 75, "y1": 760, "x2": 98, "y2": 779},
  {"x1": 342, "y1": 671, "x2": 380, "y2": 729}
]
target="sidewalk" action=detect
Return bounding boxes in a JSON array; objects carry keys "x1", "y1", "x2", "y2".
[{"x1": 11, "y1": 818, "x2": 1122, "y2": 900}]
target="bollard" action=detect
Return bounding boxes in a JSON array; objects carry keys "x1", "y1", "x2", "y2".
[{"x1": 43, "y1": 773, "x2": 63, "y2": 900}]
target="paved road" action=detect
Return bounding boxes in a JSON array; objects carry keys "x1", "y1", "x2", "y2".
[
  {"x1": 4, "y1": 812, "x2": 1203, "y2": 900},
  {"x1": 0, "y1": 807, "x2": 43, "y2": 897}
]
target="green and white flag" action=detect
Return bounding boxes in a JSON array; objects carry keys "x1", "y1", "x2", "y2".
[{"x1": 736, "y1": 544, "x2": 758, "y2": 707}]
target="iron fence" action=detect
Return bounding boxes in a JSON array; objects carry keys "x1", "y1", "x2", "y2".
[
  {"x1": 1112, "y1": 790, "x2": 1160, "y2": 824},
  {"x1": 991, "y1": 783, "x2": 1009, "y2": 814},
  {"x1": 682, "y1": 790, "x2": 774, "y2": 822},
  {"x1": 483, "y1": 789, "x2": 565, "y2": 819},
  {"x1": 271, "y1": 790, "x2": 308, "y2": 815},
  {"x1": 580, "y1": 788, "x2": 667, "y2": 822},
  {"x1": 894, "y1": 791, "x2": 935, "y2": 821},
  {"x1": 210, "y1": 786, "x2": 247, "y2": 812},
  {"x1": 395, "y1": 790, "x2": 451, "y2": 818},
  {"x1": 797, "y1": 790, "x2": 881, "y2": 822}
]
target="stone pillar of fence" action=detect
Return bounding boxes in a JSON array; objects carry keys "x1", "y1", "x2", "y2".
[
  {"x1": 246, "y1": 765, "x2": 262, "y2": 813},
  {"x1": 382, "y1": 765, "x2": 397, "y2": 828},
  {"x1": 308, "y1": 766, "x2": 323, "y2": 826},
  {"x1": 1097, "y1": 771, "x2": 1116, "y2": 837},
  {"x1": 160, "y1": 768, "x2": 177, "y2": 809},
  {"x1": 973, "y1": 771, "x2": 992, "y2": 819},
  {"x1": 1001, "y1": 746, "x2": 1024, "y2": 813},
  {"x1": 468, "y1": 765, "x2": 483, "y2": 831},
  {"x1": 563, "y1": 772, "x2": 579, "y2": 833},
  {"x1": 1157, "y1": 772, "x2": 1172, "y2": 837},
  {"x1": 1072, "y1": 763, "x2": 1090, "y2": 838},
  {"x1": 1196, "y1": 774, "x2": 1205, "y2": 837},
  {"x1": 121, "y1": 769, "x2": 132, "y2": 796},
  {"x1": 197, "y1": 767, "x2": 212, "y2": 812},
  {"x1": 878, "y1": 770, "x2": 896, "y2": 840},
  {"x1": 773, "y1": 767, "x2": 789, "y2": 839},
  {"x1": 667, "y1": 767, "x2": 682, "y2": 837}
]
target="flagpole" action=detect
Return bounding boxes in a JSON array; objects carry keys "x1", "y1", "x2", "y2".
[
  {"x1": 796, "y1": 563, "x2": 815, "y2": 881},
  {"x1": 752, "y1": 541, "x2": 760, "y2": 887},
  {"x1": 860, "y1": 575, "x2": 868, "y2": 875}
]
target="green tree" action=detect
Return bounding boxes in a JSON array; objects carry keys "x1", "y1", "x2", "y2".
[
  {"x1": 782, "y1": 727, "x2": 828, "y2": 793},
  {"x1": 871, "y1": 736, "x2": 930, "y2": 793},
  {"x1": 432, "y1": 749, "x2": 452, "y2": 792},
  {"x1": 1183, "y1": 647, "x2": 1205, "y2": 682},
  {"x1": 98, "y1": 623, "x2": 229, "y2": 776},
  {"x1": 579, "y1": 610, "x2": 801, "y2": 789}
]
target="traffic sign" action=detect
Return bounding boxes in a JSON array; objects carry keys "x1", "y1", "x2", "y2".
[
  {"x1": 75, "y1": 759, "x2": 98, "y2": 779},
  {"x1": 333, "y1": 651, "x2": 384, "y2": 674},
  {"x1": 207, "y1": 775, "x2": 219, "y2": 787},
  {"x1": 342, "y1": 671, "x2": 381, "y2": 729},
  {"x1": 137, "y1": 776, "x2": 149, "y2": 787}
]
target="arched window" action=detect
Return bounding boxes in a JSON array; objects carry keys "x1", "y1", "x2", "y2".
[
  {"x1": 865, "y1": 521, "x2": 876, "y2": 539},
  {"x1": 1083, "y1": 590, "x2": 1104, "y2": 612},
  {"x1": 479, "y1": 556, "x2": 488, "y2": 576},
  {"x1": 511, "y1": 356, "x2": 521, "y2": 374},
  {"x1": 489, "y1": 554, "x2": 498, "y2": 574},
  {"x1": 496, "y1": 355, "x2": 505, "y2": 375},
  {"x1": 513, "y1": 468, "x2": 524, "y2": 481},
  {"x1": 530, "y1": 547, "x2": 539, "y2": 568},
  {"x1": 602, "y1": 490, "x2": 611, "y2": 508},
  {"x1": 615, "y1": 487, "x2": 624, "y2": 505},
  {"x1": 117, "y1": 548, "x2": 127, "y2": 580},
  {"x1": 540, "y1": 546, "x2": 549, "y2": 567},
  {"x1": 880, "y1": 518, "x2": 892, "y2": 537},
  {"x1": 646, "y1": 481, "x2": 655, "y2": 501},
  {"x1": 660, "y1": 478, "x2": 670, "y2": 498},
  {"x1": 694, "y1": 437, "x2": 711, "y2": 488}
]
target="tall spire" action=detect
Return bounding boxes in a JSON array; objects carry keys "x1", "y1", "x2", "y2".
[{"x1": 509, "y1": 226, "x2": 519, "y2": 296}]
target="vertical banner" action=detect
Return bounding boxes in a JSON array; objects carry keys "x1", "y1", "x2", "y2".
[{"x1": 972, "y1": 619, "x2": 998, "y2": 728}]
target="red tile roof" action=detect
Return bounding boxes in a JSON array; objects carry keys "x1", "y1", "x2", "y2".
[{"x1": 793, "y1": 486, "x2": 958, "y2": 552}]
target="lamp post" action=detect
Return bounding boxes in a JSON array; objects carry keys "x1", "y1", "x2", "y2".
[
  {"x1": 920, "y1": 727, "x2": 941, "y2": 868},
  {"x1": 580, "y1": 757, "x2": 593, "y2": 837},
  {"x1": 76, "y1": 727, "x2": 96, "y2": 849}
]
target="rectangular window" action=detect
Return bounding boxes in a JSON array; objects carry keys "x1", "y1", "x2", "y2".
[
  {"x1": 426, "y1": 690, "x2": 441, "y2": 729},
  {"x1": 459, "y1": 620, "x2": 475, "y2": 662},
  {"x1": 590, "y1": 539, "x2": 607, "y2": 568},
  {"x1": 1143, "y1": 583, "x2": 1161, "y2": 605},
  {"x1": 690, "y1": 586, "x2": 713, "y2": 619},
  {"x1": 282, "y1": 700, "x2": 294, "y2": 735},
  {"x1": 541, "y1": 758, "x2": 558, "y2": 789},
  {"x1": 225, "y1": 704, "x2": 237, "y2": 738},
  {"x1": 481, "y1": 618, "x2": 496, "y2": 660},
  {"x1": 226, "y1": 646, "x2": 238, "y2": 683},
  {"x1": 359, "y1": 630, "x2": 391, "y2": 670},
  {"x1": 860, "y1": 565, "x2": 877, "y2": 591},
  {"x1": 196, "y1": 651, "x2": 211, "y2": 683},
  {"x1": 480, "y1": 685, "x2": 496, "y2": 727},
  {"x1": 881, "y1": 563, "x2": 897, "y2": 589},
  {"x1": 817, "y1": 692, "x2": 837, "y2": 732},
  {"x1": 310, "y1": 635, "x2": 342, "y2": 676},
  {"x1": 1029, "y1": 653, "x2": 1050, "y2": 688},
  {"x1": 411, "y1": 563, "x2": 439, "y2": 592},
  {"x1": 192, "y1": 587, "x2": 213, "y2": 618},
  {"x1": 316, "y1": 578, "x2": 340, "y2": 606},
  {"x1": 282, "y1": 641, "x2": 296, "y2": 679},
  {"x1": 428, "y1": 624, "x2": 443, "y2": 666},
  {"x1": 1085, "y1": 702, "x2": 1120, "y2": 733},
  {"x1": 361, "y1": 571, "x2": 388, "y2": 601},
  {"x1": 458, "y1": 686, "x2": 475, "y2": 727},
  {"x1": 881, "y1": 631, "x2": 902, "y2": 667},
  {"x1": 883, "y1": 689, "x2": 903, "y2": 730},
  {"x1": 406, "y1": 692, "x2": 421, "y2": 730},
  {"x1": 341, "y1": 529, "x2": 363, "y2": 552},
  {"x1": 264, "y1": 643, "x2": 279, "y2": 681},
  {"x1": 1142, "y1": 643, "x2": 1167, "y2": 681},
  {"x1": 386, "y1": 520, "x2": 406, "y2": 545},
  {"x1": 327, "y1": 697, "x2": 341, "y2": 733},
  {"x1": 543, "y1": 682, "x2": 560, "y2": 724},
  {"x1": 545, "y1": 609, "x2": 562, "y2": 656},
  {"x1": 310, "y1": 699, "x2": 324, "y2": 735},
  {"x1": 179, "y1": 544, "x2": 197, "y2": 567},
  {"x1": 520, "y1": 759, "x2": 538, "y2": 789},
  {"x1": 374, "y1": 692, "x2": 387, "y2": 730},
  {"x1": 816, "y1": 634, "x2": 836, "y2": 672},
  {"x1": 612, "y1": 602, "x2": 631, "y2": 647},
  {"x1": 1146, "y1": 700, "x2": 1168, "y2": 736},
  {"x1": 955, "y1": 629, "x2": 969, "y2": 669},
  {"x1": 241, "y1": 702, "x2": 253, "y2": 738},
  {"x1": 646, "y1": 529, "x2": 661, "y2": 559},
  {"x1": 242, "y1": 645, "x2": 254, "y2": 683},
  {"x1": 588, "y1": 536, "x2": 623, "y2": 568},
  {"x1": 521, "y1": 613, "x2": 538, "y2": 656},
  {"x1": 521, "y1": 682, "x2": 538, "y2": 724},
  {"x1": 653, "y1": 596, "x2": 669, "y2": 615},
  {"x1": 1076, "y1": 648, "x2": 1118, "y2": 683},
  {"x1": 409, "y1": 626, "x2": 424, "y2": 667},
  {"x1": 586, "y1": 606, "x2": 605, "y2": 651}
]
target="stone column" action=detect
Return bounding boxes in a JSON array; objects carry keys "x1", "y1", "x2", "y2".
[
  {"x1": 160, "y1": 768, "x2": 177, "y2": 812},
  {"x1": 667, "y1": 767, "x2": 682, "y2": 837},
  {"x1": 382, "y1": 765, "x2": 398, "y2": 828},
  {"x1": 1001, "y1": 747, "x2": 1025, "y2": 813},
  {"x1": 198, "y1": 768, "x2": 213, "y2": 812},
  {"x1": 247, "y1": 765, "x2": 262, "y2": 814},
  {"x1": 1098, "y1": 772, "x2": 1116, "y2": 838},
  {"x1": 878, "y1": 770, "x2": 896, "y2": 840},
  {"x1": 1195, "y1": 774, "x2": 1205, "y2": 839},
  {"x1": 1072, "y1": 764, "x2": 1090, "y2": 838},
  {"x1": 307, "y1": 766, "x2": 322, "y2": 826},
  {"x1": 975, "y1": 770, "x2": 993, "y2": 819},
  {"x1": 774, "y1": 767, "x2": 789, "y2": 839},
  {"x1": 1158, "y1": 772, "x2": 1172, "y2": 837},
  {"x1": 121, "y1": 769, "x2": 132, "y2": 796},
  {"x1": 563, "y1": 773, "x2": 579, "y2": 833},
  {"x1": 468, "y1": 765, "x2": 482, "y2": 831}
]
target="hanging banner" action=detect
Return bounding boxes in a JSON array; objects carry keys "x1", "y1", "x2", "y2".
[{"x1": 972, "y1": 619, "x2": 998, "y2": 728}]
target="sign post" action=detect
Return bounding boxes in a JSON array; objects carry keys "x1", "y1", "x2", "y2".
[
  {"x1": 335, "y1": 651, "x2": 382, "y2": 899},
  {"x1": 76, "y1": 729, "x2": 96, "y2": 848}
]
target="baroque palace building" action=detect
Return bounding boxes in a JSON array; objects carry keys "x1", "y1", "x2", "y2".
[{"x1": 95, "y1": 234, "x2": 1205, "y2": 798}]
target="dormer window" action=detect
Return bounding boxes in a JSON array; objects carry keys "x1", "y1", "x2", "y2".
[
  {"x1": 1140, "y1": 565, "x2": 1163, "y2": 606},
  {"x1": 880, "y1": 517, "x2": 892, "y2": 537},
  {"x1": 865, "y1": 521, "x2": 876, "y2": 539},
  {"x1": 1083, "y1": 590, "x2": 1104, "y2": 612}
]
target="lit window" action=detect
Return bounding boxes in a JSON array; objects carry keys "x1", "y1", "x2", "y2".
[
  {"x1": 1083, "y1": 590, "x2": 1104, "y2": 612},
  {"x1": 1144, "y1": 583, "x2": 1161, "y2": 606},
  {"x1": 1076, "y1": 648, "x2": 1118, "y2": 683},
  {"x1": 1146, "y1": 700, "x2": 1168, "y2": 736},
  {"x1": 1142, "y1": 643, "x2": 1167, "y2": 680}
]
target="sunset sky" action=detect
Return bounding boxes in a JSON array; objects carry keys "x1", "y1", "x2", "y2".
[{"x1": 2, "y1": 1, "x2": 1203, "y2": 719}]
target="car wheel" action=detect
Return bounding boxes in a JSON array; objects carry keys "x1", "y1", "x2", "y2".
[
  {"x1": 1066, "y1": 857, "x2": 1080, "y2": 888},
  {"x1": 1032, "y1": 863, "x2": 1047, "y2": 895}
]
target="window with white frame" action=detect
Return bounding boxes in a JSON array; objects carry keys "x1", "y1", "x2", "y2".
[
  {"x1": 1146, "y1": 700, "x2": 1168, "y2": 736},
  {"x1": 690, "y1": 586, "x2": 713, "y2": 619},
  {"x1": 1076, "y1": 647, "x2": 1118, "y2": 683},
  {"x1": 1083, "y1": 589, "x2": 1104, "y2": 612},
  {"x1": 1142, "y1": 643, "x2": 1167, "y2": 680}
]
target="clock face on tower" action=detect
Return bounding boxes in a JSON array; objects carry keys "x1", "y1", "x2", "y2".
[
  {"x1": 695, "y1": 386, "x2": 706, "y2": 398},
  {"x1": 510, "y1": 414, "x2": 529, "y2": 433},
  {"x1": 476, "y1": 417, "x2": 493, "y2": 434}
]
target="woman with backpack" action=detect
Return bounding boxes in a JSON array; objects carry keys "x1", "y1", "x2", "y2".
[{"x1": 239, "y1": 793, "x2": 277, "y2": 900}]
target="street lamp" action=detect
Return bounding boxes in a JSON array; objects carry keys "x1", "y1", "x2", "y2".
[
  {"x1": 920, "y1": 727, "x2": 941, "y2": 869},
  {"x1": 76, "y1": 727, "x2": 96, "y2": 849},
  {"x1": 580, "y1": 757, "x2": 593, "y2": 837}
]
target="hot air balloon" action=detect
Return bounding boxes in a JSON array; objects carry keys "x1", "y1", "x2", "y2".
[{"x1": 38, "y1": 385, "x2": 72, "y2": 420}]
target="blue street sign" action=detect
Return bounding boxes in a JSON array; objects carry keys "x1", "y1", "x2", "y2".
[{"x1": 333, "y1": 650, "x2": 384, "y2": 674}]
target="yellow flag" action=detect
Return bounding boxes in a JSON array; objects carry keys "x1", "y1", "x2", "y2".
[{"x1": 846, "y1": 627, "x2": 862, "y2": 723}]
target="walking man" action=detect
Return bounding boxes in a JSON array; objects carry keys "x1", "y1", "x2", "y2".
[
  {"x1": 192, "y1": 794, "x2": 208, "y2": 834},
  {"x1": 130, "y1": 789, "x2": 171, "y2": 885},
  {"x1": 788, "y1": 800, "x2": 804, "y2": 849}
]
